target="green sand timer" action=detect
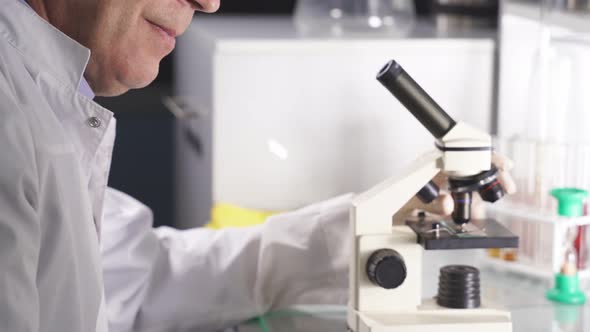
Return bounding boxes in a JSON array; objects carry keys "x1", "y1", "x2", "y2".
[{"x1": 546, "y1": 188, "x2": 588, "y2": 305}]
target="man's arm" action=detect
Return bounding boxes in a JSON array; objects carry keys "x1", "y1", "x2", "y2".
[
  {"x1": 0, "y1": 91, "x2": 40, "y2": 331},
  {"x1": 100, "y1": 188, "x2": 351, "y2": 332}
]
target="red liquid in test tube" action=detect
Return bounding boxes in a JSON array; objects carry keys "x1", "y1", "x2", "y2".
[{"x1": 574, "y1": 202, "x2": 588, "y2": 269}]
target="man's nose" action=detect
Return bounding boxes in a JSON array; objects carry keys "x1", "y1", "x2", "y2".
[{"x1": 189, "y1": 0, "x2": 220, "y2": 13}]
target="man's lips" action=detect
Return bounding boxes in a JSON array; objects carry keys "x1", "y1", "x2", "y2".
[
  {"x1": 146, "y1": 19, "x2": 178, "y2": 38},
  {"x1": 146, "y1": 18, "x2": 177, "y2": 52}
]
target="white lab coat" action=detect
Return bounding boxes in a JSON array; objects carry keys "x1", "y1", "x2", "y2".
[{"x1": 0, "y1": 1, "x2": 352, "y2": 331}]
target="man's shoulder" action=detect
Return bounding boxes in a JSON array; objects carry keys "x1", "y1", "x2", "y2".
[
  {"x1": 0, "y1": 72, "x2": 39, "y2": 212},
  {"x1": 0, "y1": 38, "x2": 30, "y2": 114},
  {"x1": 0, "y1": 55, "x2": 38, "y2": 177},
  {"x1": 0, "y1": 66, "x2": 30, "y2": 135},
  {"x1": 0, "y1": 84, "x2": 35, "y2": 151},
  {"x1": 0, "y1": 39, "x2": 46, "y2": 150},
  {"x1": 0, "y1": 87, "x2": 38, "y2": 198}
]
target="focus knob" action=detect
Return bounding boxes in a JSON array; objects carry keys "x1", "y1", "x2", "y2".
[{"x1": 366, "y1": 249, "x2": 407, "y2": 289}]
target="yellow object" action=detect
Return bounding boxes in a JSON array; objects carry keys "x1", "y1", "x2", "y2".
[
  {"x1": 487, "y1": 248, "x2": 501, "y2": 258},
  {"x1": 206, "y1": 203, "x2": 278, "y2": 229}
]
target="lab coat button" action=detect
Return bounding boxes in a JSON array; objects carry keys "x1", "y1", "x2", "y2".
[{"x1": 87, "y1": 117, "x2": 102, "y2": 128}]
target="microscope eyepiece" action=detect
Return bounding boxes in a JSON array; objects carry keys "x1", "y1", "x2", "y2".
[{"x1": 376, "y1": 60, "x2": 457, "y2": 139}]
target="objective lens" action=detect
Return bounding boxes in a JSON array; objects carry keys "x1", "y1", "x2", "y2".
[
  {"x1": 417, "y1": 180, "x2": 440, "y2": 204},
  {"x1": 447, "y1": 167, "x2": 506, "y2": 225},
  {"x1": 451, "y1": 191, "x2": 472, "y2": 225},
  {"x1": 478, "y1": 179, "x2": 505, "y2": 203}
]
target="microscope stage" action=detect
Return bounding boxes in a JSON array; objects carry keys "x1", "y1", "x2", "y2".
[{"x1": 406, "y1": 217, "x2": 519, "y2": 250}]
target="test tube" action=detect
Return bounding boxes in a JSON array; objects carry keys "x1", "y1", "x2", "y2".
[
  {"x1": 578, "y1": 146, "x2": 590, "y2": 270},
  {"x1": 485, "y1": 207, "x2": 501, "y2": 259},
  {"x1": 583, "y1": 199, "x2": 590, "y2": 270},
  {"x1": 511, "y1": 137, "x2": 537, "y2": 206},
  {"x1": 534, "y1": 222, "x2": 553, "y2": 269},
  {"x1": 501, "y1": 215, "x2": 520, "y2": 262}
]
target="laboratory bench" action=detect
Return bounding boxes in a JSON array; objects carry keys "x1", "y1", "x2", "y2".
[{"x1": 228, "y1": 267, "x2": 590, "y2": 332}]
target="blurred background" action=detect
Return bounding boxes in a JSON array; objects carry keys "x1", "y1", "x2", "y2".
[{"x1": 96, "y1": 0, "x2": 499, "y2": 227}]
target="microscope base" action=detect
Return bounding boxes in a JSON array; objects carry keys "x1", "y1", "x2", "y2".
[{"x1": 349, "y1": 300, "x2": 512, "y2": 332}]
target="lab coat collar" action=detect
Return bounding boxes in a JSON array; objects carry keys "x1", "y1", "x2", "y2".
[
  {"x1": 0, "y1": 1, "x2": 91, "y2": 93},
  {"x1": 0, "y1": 0, "x2": 115, "y2": 234},
  {"x1": 0, "y1": 0, "x2": 114, "y2": 165}
]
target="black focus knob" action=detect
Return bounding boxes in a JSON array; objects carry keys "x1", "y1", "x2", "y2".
[{"x1": 366, "y1": 249, "x2": 407, "y2": 289}]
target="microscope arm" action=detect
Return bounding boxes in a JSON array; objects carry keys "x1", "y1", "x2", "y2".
[{"x1": 351, "y1": 149, "x2": 442, "y2": 236}]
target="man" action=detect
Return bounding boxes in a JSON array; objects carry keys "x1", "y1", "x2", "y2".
[{"x1": 0, "y1": 0, "x2": 515, "y2": 331}]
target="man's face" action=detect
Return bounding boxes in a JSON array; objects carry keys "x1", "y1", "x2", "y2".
[{"x1": 54, "y1": 0, "x2": 219, "y2": 96}]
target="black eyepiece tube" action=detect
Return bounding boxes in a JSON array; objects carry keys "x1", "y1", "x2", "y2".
[{"x1": 376, "y1": 60, "x2": 457, "y2": 139}]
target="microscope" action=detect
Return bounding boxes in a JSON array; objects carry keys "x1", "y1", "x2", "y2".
[{"x1": 347, "y1": 60, "x2": 519, "y2": 332}]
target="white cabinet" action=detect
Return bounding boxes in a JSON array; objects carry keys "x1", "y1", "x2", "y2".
[{"x1": 174, "y1": 16, "x2": 495, "y2": 228}]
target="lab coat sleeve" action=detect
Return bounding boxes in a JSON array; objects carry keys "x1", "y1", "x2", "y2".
[
  {"x1": 100, "y1": 188, "x2": 353, "y2": 332},
  {"x1": 0, "y1": 90, "x2": 40, "y2": 332}
]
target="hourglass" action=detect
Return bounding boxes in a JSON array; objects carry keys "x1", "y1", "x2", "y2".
[{"x1": 546, "y1": 188, "x2": 588, "y2": 305}]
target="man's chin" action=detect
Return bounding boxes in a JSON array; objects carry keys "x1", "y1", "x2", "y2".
[
  {"x1": 96, "y1": 68, "x2": 159, "y2": 97},
  {"x1": 97, "y1": 87, "x2": 131, "y2": 97}
]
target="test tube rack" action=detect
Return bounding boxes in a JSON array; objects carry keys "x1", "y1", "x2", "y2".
[{"x1": 484, "y1": 201, "x2": 590, "y2": 280}]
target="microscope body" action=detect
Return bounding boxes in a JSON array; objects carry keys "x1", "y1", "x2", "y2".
[{"x1": 347, "y1": 61, "x2": 515, "y2": 332}]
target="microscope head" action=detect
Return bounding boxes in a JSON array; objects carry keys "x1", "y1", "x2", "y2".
[
  {"x1": 377, "y1": 59, "x2": 505, "y2": 225},
  {"x1": 377, "y1": 60, "x2": 492, "y2": 175},
  {"x1": 376, "y1": 60, "x2": 517, "y2": 250}
]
